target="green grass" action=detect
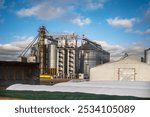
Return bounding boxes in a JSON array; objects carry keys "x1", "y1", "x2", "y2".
[{"x1": 0, "y1": 90, "x2": 149, "y2": 100}]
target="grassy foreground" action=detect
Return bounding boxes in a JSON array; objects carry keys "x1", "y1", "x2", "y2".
[{"x1": 0, "y1": 90, "x2": 149, "y2": 100}]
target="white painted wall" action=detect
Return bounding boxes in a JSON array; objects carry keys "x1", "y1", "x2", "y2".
[{"x1": 90, "y1": 55, "x2": 150, "y2": 81}]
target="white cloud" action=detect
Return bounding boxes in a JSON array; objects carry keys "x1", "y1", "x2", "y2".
[
  {"x1": 0, "y1": 36, "x2": 34, "y2": 61},
  {"x1": 0, "y1": 0, "x2": 5, "y2": 8},
  {"x1": 16, "y1": 0, "x2": 107, "y2": 25},
  {"x1": 145, "y1": 28, "x2": 150, "y2": 33},
  {"x1": 84, "y1": 0, "x2": 107, "y2": 10},
  {"x1": 0, "y1": 36, "x2": 145, "y2": 62},
  {"x1": 145, "y1": 9, "x2": 150, "y2": 17},
  {"x1": 94, "y1": 40, "x2": 125, "y2": 61},
  {"x1": 0, "y1": 43, "x2": 20, "y2": 50},
  {"x1": 94, "y1": 40, "x2": 145, "y2": 61},
  {"x1": 144, "y1": 1, "x2": 150, "y2": 20},
  {"x1": 0, "y1": 0, "x2": 5, "y2": 22},
  {"x1": 17, "y1": 2, "x2": 67, "y2": 20},
  {"x1": 125, "y1": 46, "x2": 144, "y2": 55},
  {"x1": 28, "y1": 0, "x2": 107, "y2": 10},
  {"x1": 17, "y1": 5, "x2": 40, "y2": 16},
  {"x1": 0, "y1": 18, "x2": 4, "y2": 23},
  {"x1": 106, "y1": 17, "x2": 138, "y2": 29},
  {"x1": 145, "y1": 9, "x2": 150, "y2": 18},
  {"x1": 94, "y1": 40, "x2": 124, "y2": 53},
  {"x1": 135, "y1": 28, "x2": 150, "y2": 35},
  {"x1": 70, "y1": 15, "x2": 91, "y2": 26}
]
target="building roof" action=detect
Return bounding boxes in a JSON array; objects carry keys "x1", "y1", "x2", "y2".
[
  {"x1": 93, "y1": 55, "x2": 143, "y2": 68},
  {"x1": 118, "y1": 54, "x2": 141, "y2": 62},
  {"x1": 78, "y1": 42, "x2": 102, "y2": 51}
]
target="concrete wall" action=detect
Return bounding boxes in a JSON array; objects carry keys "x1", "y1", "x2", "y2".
[{"x1": 90, "y1": 56, "x2": 150, "y2": 81}]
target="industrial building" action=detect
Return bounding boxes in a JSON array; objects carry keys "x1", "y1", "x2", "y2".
[
  {"x1": 144, "y1": 48, "x2": 150, "y2": 64},
  {"x1": 90, "y1": 55, "x2": 150, "y2": 81},
  {"x1": 0, "y1": 61, "x2": 39, "y2": 84},
  {"x1": 17, "y1": 26, "x2": 110, "y2": 79}
]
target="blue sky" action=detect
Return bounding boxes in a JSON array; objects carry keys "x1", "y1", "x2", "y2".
[{"x1": 0, "y1": 0, "x2": 150, "y2": 60}]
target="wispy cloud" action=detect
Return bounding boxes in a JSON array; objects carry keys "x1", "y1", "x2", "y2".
[
  {"x1": 16, "y1": 0, "x2": 108, "y2": 26},
  {"x1": 0, "y1": 18, "x2": 4, "y2": 23},
  {"x1": 0, "y1": 36, "x2": 34, "y2": 61},
  {"x1": 94, "y1": 40, "x2": 145, "y2": 61},
  {"x1": 83, "y1": 0, "x2": 107, "y2": 10},
  {"x1": 0, "y1": 0, "x2": 5, "y2": 8},
  {"x1": 17, "y1": 1, "x2": 92, "y2": 27},
  {"x1": 134, "y1": 28, "x2": 150, "y2": 35},
  {"x1": 94, "y1": 40, "x2": 125, "y2": 61},
  {"x1": 145, "y1": 9, "x2": 150, "y2": 19},
  {"x1": 28, "y1": 0, "x2": 107, "y2": 10},
  {"x1": 70, "y1": 15, "x2": 91, "y2": 26},
  {"x1": 106, "y1": 17, "x2": 138, "y2": 31},
  {"x1": 0, "y1": 0, "x2": 5, "y2": 23},
  {"x1": 17, "y1": 2, "x2": 67, "y2": 20},
  {"x1": 144, "y1": 1, "x2": 150, "y2": 20},
  {"x1": 0, "y1": 36, "x2": 146, "y2": 61}
]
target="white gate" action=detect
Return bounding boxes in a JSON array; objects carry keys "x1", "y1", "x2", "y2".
[{"x1": 118, "y1": 68, "x2": 135, "y2": 81}]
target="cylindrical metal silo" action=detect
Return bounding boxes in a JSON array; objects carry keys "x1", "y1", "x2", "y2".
[
  {"x1": 83, "y1": 50, "x2": 97, "y2": 75},
  {"x1": 48, "y1": 43, "x2": 57, "y2": 76},
  {"x1": 48, "y1": 43, "x2": 57, "y2": 68}
]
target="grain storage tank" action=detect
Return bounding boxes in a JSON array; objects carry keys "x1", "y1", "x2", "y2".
[
  {"x1": 78, "y1": 39, "x2": 110, "y2": 78},
  {"x1": 83, "y1": 50, "x2": 97, "y2": 75},
  {"x1": 102, "y1": 50, "x2": 110, "y2": 63},
  {"x1": 48, "y1": 43, "x2": 57, "y2": 76},
  {"x1": 144, "y1": 48, "x2": 150, "y2": 64},
  {"x1": 79, "y1": 42, "x2": 100, "y2": 76}
]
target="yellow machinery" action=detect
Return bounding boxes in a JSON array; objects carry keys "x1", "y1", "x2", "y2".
[
  {"x1": 40, "y1": 68, "x2": 57, "y2": 79},
  {"x1": 40, "y1": 74, "x2": 52, "y2": 79}
]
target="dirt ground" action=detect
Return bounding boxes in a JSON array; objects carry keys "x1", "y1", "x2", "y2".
[{"x1": 40, "y1": 78, "x2": 70, "y2": 85}]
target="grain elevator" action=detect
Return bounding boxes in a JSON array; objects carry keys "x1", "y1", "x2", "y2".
[{"x1": 21, "y1": 26, "x2": 110, "y2": 79}]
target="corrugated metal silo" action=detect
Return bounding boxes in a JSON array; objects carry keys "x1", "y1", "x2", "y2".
[
  {"x1": 83, "y1": 50, "x2": 97, "y2": 75},
  {"x1": 78, "y1": 39, "x2": 110, "y2": 77}
]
